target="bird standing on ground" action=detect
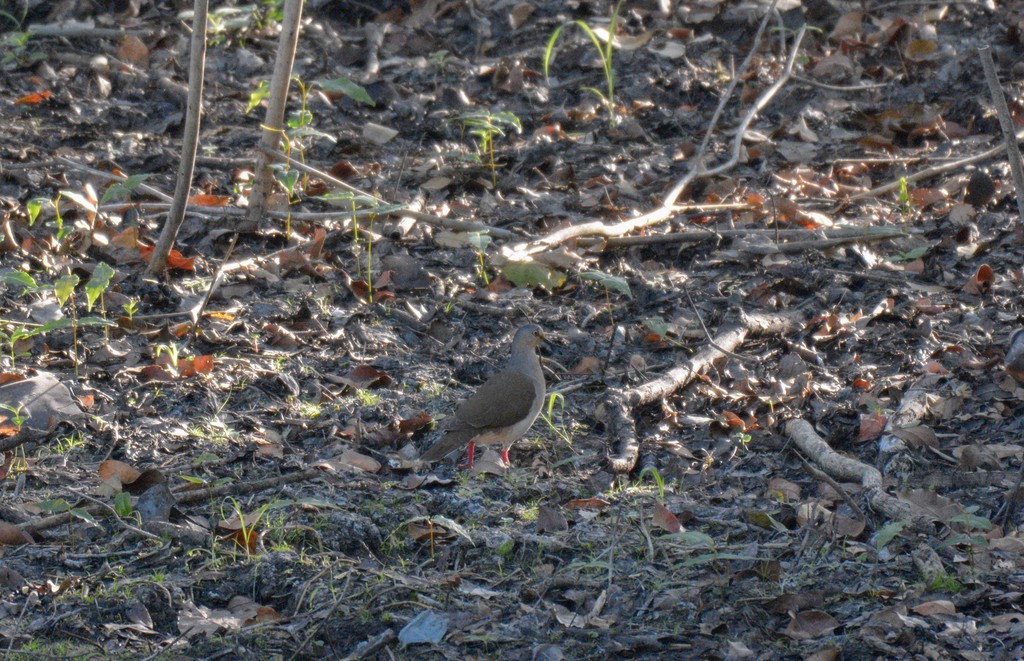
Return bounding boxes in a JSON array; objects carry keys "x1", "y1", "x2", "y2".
[{"x1": 419, "y1": 324, "x2": 546, "y2": 469}]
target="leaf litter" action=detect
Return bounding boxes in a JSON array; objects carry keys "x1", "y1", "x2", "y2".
[{"x1": 1, "y1": 0, "x2": 1024, "y2": 658}]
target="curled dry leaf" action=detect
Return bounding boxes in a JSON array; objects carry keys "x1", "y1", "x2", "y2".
[{"x1": 963, "y1": 263, "x2": 994, "y2": 296}]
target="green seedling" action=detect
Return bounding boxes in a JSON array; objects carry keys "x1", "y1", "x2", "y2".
[
  {"x1": 155, "y1": 342, "x2": 181, "y2": 373},
  {"x1": 35, "y1": 497, "x2": 99, "y2": 528},
  {"x1": 539, "y1": 392, "x2": 573, "y2": 448},
  {"x1": 450, "y1": 111, "x2": 522, "y2": 188},
  {"x1": 100, "y1": 174, "x2": 152, "y2": 204},
  {"x1": 581, "y1": 270, "x2": 631, "y2": 325},
  {"x1": 318, "y1": 192, "x2": 404, "y2": 304},
  {"x1": 544, "y1": 0, "x2": 625, "y2": 124},
  {"x1": 224, "y1": 497, "x2": 268, "y2": 558},
  {"x1": 0, "y1": 403, "x2": 27, "y2": 430},
  {"x1": 122, "y1": 298, "x2": 139, "y2": 324},
  {"x1": 85, "y1": 262, "x2": 115, "y2": 340},
  {"x1": 897, "y1": 177, "x2": 911, "y2": 215},
  {"x1": 1, "y1": 31, "x2": 42, "y2": 68},
  {"x1": 113, "y1": 491, "x2": 133, "y2": 518},
  {"x1": 466, "y1": 231, "x2": 492, "y2": 286},
  {"x1": 639, "y1": 465, "x2": 666, "y2": 503}
]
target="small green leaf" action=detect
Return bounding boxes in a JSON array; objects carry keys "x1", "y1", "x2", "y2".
[
  {"x1": 100, "y1": 174, "x2": 152, "y2": 204},
  {"x1": 644, "y1": 316, "x2": 669, "y2": 339},
  {"x1": 315, "y1": 77, "x2": 375, "y2": 107},
  {"x1": 54, "y1": 274, "x2": 79, "y2": 306},
  {"x1": 85, "y1": 262, "x2": 115, "y2": 312},
  {"x1": 949, "y1": 512, "x2": 992, "y2": 531},
  {"x1": 246, "y1": 80, "x2": 270, "y2": 113},
  {"x1": 466, "y1": 231, "x2": 491, "y2": 253},
  {"x1": 275, "y1": 168, "x2": 300, "y2": 195},
  {"x1": 286, "y1": 108, "x2": 313, "y2": 130},
  {"x1": 874, "y1": 520, "x2": 908, "y2": 551},
  {"x1": 0, "y1": 271, "x2": 38, "y2": 294},
  {"x1": 26, "y1": 197, "x2": 49, "y2": 225},
  {"x1": 502, "y1": 260, "x2": 567, "y2": 291},
  {"x1": 114, "y1": 492, "x2": 133, "y2": 517},
  {"x1": 69, "y1": 508, "x2": 99, "y2": 527},
  {"x1": 581, "y1": 271, "x2": 631, "y2": 298},
  {"x1": 35, "y1": 498, "x2": 72, "y2": 513}
]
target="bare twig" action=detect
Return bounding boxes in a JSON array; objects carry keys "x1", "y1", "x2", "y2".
[
  {"x1": 978, "y1": 46, "x2": 1024, "y2": 229},
  {"x1": 848, "y1": 129, "x2": 1024, "y2": 201}
]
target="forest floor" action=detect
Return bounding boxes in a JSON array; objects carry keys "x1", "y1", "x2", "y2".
[{"x1": 3, "y1": 0, "x2": 1024, "y2": 659}]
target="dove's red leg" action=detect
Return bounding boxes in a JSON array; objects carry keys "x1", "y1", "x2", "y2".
[
  {"x1": 459, "y1": 441, "x2": 476, "y2": 469},
  {"x1": 501, "y1": 449, "x2": 510, "y2": 465}
]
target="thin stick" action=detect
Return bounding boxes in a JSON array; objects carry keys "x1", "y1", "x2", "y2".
[
  {"x1": 978, "y1": 46, "x2": 1024, "y2": 229},
  {"x1": 848, "y1": 131, "x2": 1024, "y2": 201}
]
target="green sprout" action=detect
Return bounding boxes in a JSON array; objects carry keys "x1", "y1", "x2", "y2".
[{"x1": 544, "y1": 0, "x2": 625, "y2": 125}]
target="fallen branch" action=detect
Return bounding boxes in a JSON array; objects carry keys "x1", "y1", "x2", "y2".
[
  {"x1": 604, "y1": 310, "x2": 802, "y2": 472},
  {"x1": 848, "y1": 128, "x2": 1024, "y2": 202},
  {"x1": 785, "y1": 419, "x2": 934, "y2": 532},
  {"x1": 602, "y1": 226, "x2": 906, "y2": 250}
]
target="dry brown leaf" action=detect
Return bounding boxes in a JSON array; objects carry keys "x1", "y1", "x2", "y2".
[
  {"x1": 963, "y1": 263, "x2": 994, "y2": 296},
  {"x1": 537, "y1": 504, "x2": 568, "y2": 533},
  {"x1": 0, "y1": 521, "x2": 33, "y2": 546},
  {"x1": 785, "y1": 610, "x2": 840, "y2": 640},
  {"x1": 653, "y1": 502, "x2": 681, "y2": 533},
  {"x1": 98, "y1": 459, "x2": 142, "y2": 484}
]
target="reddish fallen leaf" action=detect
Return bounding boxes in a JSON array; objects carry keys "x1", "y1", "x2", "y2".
[
  {"x1": 566, "y1": 498, "x2": 611, "y2": 511},
  {"x1": 99, "y1": 459, "x2": 142, "y2": 484},
  {"x1": 110, "y1": 227, "x2": 139, "y2": 249},
  {"x1": 408, "y1": 521, "x2": 448, "y2": 542},
  {"x1": 178, "y1": 356, "x2": 214, "y2": 377},
  {"x1": 169, "y1": 322, "x2": 192, "y2": 338},
  {"x1": 785, "y1": 609, "x2": 840, "y2": 640},
  {"x1": 537, "y1": 504, "x2": 568, "y2": 533},
  {"x1": 187, "y1": 194, "x2": 230, "y2": 207},
  {"x1": 856, "y1": 411, "x2": 887, "y2": 443},
  {"x1": 138, "y1": 365, "x2": 175, "y2": 382},
  {"x1": 570, "y1": 356, "x2": 604, "y2": 375},
  {"x1": 123, "y1": 468, "x2": 167, "y2": 495},
  {"x1": 764, "y1": 591, "x2": 826, "y2": 614},
  {"x1": 653, "y1": 502, "x2": 681, "y2": 533},
  {"x1": 138, "y1": 245, "x2": 196, "y2": 271},
  {"x1": 117, "y1": 35, "x2": 149, "y2": 64},
  {"x1": 14, "y1": 91, "x2": 52, "y2": 105},
  {"x1": 263, "y1": 323, "x2": 301, "y2": 349},
  {"x1": 308, "y1": 226, "x2": 326, "y2": 260},
  {"x1": 219, "y1": 527, "x2": 259, "y2": 554},
  {"x1": 399, "y1": 413, "x2": 432, "y2": 435},
  {"x1": 336, "y1": 365, "x2": 392, "y2": 389},
  {"x1": 329, "y1": 160, "x2": 359, "y2": 179}
]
